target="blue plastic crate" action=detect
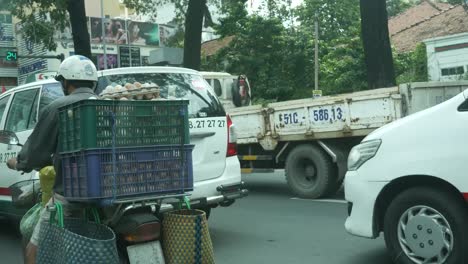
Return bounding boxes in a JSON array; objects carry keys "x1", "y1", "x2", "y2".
[{"x1": 61, "y1": 145, "x2": 194, "y2": 206}]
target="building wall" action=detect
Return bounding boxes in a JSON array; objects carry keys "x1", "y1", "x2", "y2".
[
  {"x1": 425, "y1": 32, "x2": 468, "y2": 81},
  {"x1": 0, "y1": 11, "x2": 17, "y2": 89},
  {"x1": 85, "y1": 0, "x2": 134, "y2": 18}
]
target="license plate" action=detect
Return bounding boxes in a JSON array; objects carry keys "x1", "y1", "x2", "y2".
[{"x1": 127, "y1": 241, "x2": 165, "y2": 264}]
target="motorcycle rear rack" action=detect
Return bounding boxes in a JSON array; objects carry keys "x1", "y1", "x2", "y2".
[{"x1": 108, "y1": 193, "x2": 191, "y2": 226}]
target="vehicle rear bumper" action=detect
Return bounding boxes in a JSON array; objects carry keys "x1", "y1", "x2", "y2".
[{"x1": 161, "y1": 156, "x2": 248, "y2": 212}]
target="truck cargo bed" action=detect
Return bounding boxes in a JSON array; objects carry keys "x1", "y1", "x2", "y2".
[{"x1": 230, "y1": 87, "x2": 402, "y2": 145}]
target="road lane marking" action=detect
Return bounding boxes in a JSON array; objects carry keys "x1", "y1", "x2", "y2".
[{"x1": 290, "y1": 197, "x2": 347, "y2": 204}]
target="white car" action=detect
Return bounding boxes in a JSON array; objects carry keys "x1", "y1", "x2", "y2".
[
  {"x1": 0, "y1": 67, "x2": 247, "y2": 219},
  {"x1": 345, "y1": 89, "x2": 468, "y2": 264}
]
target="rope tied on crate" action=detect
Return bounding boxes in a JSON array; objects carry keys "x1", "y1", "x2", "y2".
[
  {"x1": 179, "y1": 107, "x2": 186, "y2": 193},
  {"x1": 107, "y1": 110, "x2": 118, "y2": 204}
]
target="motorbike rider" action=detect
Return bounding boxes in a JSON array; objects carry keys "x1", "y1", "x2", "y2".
[{"x1": 6, "y1": 55, "x2": 98, "y2": 264}]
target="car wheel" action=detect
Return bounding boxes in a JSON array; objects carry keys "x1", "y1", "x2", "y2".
[
  {"x1": 384, "y1": 187, "x2": 468, "y2": 264},
  {"x1": 285, "y1": 144, "x2": 335, "y2": 199}
]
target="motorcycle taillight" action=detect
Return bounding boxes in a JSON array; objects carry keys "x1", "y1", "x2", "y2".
[{"x1": 123, "y1": 222, "x2": 161, "y2": 243}]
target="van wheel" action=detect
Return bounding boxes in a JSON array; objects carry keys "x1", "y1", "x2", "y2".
[
  {"x1": 285, "y1": 145, "x2": 334, "y2": 199},
  {"x1": 384, "y1": 187, "x2": 468, "y2": 264}
]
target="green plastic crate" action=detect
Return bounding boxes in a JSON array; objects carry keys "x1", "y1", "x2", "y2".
[{"x1": 58, "y1": 99, "x2": 189, "y2": 152}]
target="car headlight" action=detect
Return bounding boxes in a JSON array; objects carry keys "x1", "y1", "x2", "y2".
[{"x1": 347, "y1": 139, "x2": 382, "y2": 171}]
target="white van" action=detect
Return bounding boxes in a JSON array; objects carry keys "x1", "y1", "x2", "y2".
[
  {"x1": 345, "y1": 89, "x2": 468, "y2": 263},
  {"x1": 0, "y1": 67, "x2": 247, "y2": 219},
  {"x1": 201, "y1": 72, "x2": 251, "y2": 111}
]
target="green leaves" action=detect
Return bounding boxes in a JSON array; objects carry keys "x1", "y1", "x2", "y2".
[
  {"x1": 394, "y1": 43, "x2": 428, "y2": 83},
  {"x1": 203, "y1": 0, "x2": 370, "y2": 101},
  {"x1": 3, "y1": 0, "x2": 69, "y2": 51},
  {"x1": 386, "y1": 0, "x2": 412, "y2": 17}
]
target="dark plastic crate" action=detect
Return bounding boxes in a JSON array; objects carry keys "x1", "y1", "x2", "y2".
[
  {"x1": 58, "y1": 99, "x2": 190, "y2": 152},
  {"x1": 61, "y1": 145, "x2": 194, "y2": 206}
]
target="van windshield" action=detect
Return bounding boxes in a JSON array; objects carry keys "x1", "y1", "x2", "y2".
[{"x1": 97, "y1": 73, "x2": 225, "y2": 118}]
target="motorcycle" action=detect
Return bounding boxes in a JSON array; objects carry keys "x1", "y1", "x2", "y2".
[{"x1": 1, "y1": 130, "x2": 183, "y2": 264}]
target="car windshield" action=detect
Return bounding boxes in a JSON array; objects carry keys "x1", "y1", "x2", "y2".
[{"x1": 97, "y1": 73, "x2": 225, "y2": 118}]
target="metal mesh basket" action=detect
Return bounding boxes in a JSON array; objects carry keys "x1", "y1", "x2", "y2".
[
  {"x1": 9, "y1": 180, "x2": 41, "y2": 209},
  {"x1": 61, "y1": 145, "x2": 194, "y2": 206},
  {"x1": 58, "y1": 99, "x2": 189, "y2": 152}
]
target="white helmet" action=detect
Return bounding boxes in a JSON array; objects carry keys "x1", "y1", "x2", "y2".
[{"x1": 55, "y1": 55, "x2": 98, "y2": 82}]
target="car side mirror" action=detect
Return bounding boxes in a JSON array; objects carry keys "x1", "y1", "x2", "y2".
[{"x1": 0, "y1": 130, "x2": 22, "y2": 146}]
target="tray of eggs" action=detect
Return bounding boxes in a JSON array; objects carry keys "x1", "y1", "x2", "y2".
[{"x1": 99, "y1": 82, "x2": 163, "y2": 101}]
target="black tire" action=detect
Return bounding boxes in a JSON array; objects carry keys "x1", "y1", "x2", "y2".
[
  {"x1": 285, "y1": 145, "x2": 335, "y2": 199},
  {"x1": 384, "y1": 187, "x2": 468, "y2": 264},
  {"x1": 324, "y1": 166, "x2": 342, "y2": 197},
  {"x1": 231, "y1": 82, "x2": 242, "y2": 107}
]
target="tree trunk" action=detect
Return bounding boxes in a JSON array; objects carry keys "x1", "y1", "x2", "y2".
[
  {"x1": 67, "y1": 0, "x2": 92, "y2": 59},
  {"x1": 360, "y1": 0, "x2": 396, "y2": 89},
  {"x1": 183, "y1": 0, "x2": 206, "y2": 70}
]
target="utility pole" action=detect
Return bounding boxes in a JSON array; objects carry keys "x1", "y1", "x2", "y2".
[
  {"x1": 314, "y1": 11, "x2": 319, "y2": 92},
  {"x1": 125, "y1": 7, "x2": 132, "y2": 67},
  {"x1": 101, "y1": 0, "x2": 108, "y2": 69}
]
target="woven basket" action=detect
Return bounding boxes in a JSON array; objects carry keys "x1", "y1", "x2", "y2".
[
  {"x1": 162, "y1": 209, "x2": 215, "y2": 264},
  {"x1": 37, "y1": 203, "x2": 118, "y2": 264}
]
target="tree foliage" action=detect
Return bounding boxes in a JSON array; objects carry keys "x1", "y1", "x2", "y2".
[
  {"x1": 0, "y1": 0, "x2": 91, "y2": 58},
  {"x1": 0, "y1": 0, "x2": 69, "y2": 51},
  {"x1": 204, "y1": 0, "x2": 431, "y2": 101},
  {"x1": 203, "y1": 0, "x2": 367, "y2": 102},
  {"x1": 386, "y1": 0, "x2": 412, "y2": 17},
  {"x1": 1, "y1": 0, "x2": 217, "y2": 66},
  {"x1": 124, "y1": 0, "x2": 219, "y2": 70},
  {"x1": 394, "y1": 43, "x2": 428, "y2": 83}
]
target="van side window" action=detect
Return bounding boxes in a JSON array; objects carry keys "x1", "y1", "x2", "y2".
[
  {"x1": 5, "y1": 89, "x2": 40, "y2": 133},
  {"x1": 213, "y1": 79, "x2": 222, "y2": 97},
  {"x1": 458, "y1": 99, "x2": 468, "y2": 112},
  {"x1": 0, "y1": 95, "x2": 11, "y2": 127}
]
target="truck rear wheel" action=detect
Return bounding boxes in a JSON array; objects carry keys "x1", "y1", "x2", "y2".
[
  {"x1": 285, "y1": 145, "x2": 335, "y2": 199},
  {"x1": 384, "y1": 187, "x2": 468, "y2": 264}
]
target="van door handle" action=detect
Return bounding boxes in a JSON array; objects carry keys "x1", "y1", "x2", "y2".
[{"x1": 190, "y1": 132, "x2": 216, "y2": 139}]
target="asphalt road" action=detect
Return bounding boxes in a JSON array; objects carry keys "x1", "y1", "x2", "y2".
[
  {"x1": 0, "y1": 171, "x2": 393, "y2": 264},
  {"x1": 210, "y1": 172, "x2": 393, "y2": 264}
]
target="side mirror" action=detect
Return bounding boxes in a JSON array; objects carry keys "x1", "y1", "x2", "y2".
[{"x1": 0, "y1": 130, "x2": 21, "y2": 146}]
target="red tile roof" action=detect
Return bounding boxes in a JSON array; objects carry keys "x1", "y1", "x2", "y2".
[
  {"x1": 388, "y1": 0, "x2": 452, "y2": 36},
  {"x1": 201, "y1": 36, "x2": 235, "y2": 57},
  {"x1": 391, "y1": 5, "x2": 468, "y2": 52}
]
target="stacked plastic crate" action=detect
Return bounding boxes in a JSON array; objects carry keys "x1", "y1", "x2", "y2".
[{"x1": 57, "y1": 99, "x2": 193, "y2": 206}]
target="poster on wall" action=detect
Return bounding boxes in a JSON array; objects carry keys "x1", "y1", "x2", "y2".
[
  {"x1": 159, "y1": 25, "x2": 177, "y2": 47},
  {"x1": 119, "y1": 46, "x2": 141, "y2": 67},
  {"x1": 142, "y1": 56, "x2": 149, "y2": 66},
  {"x1": 104, "y1": 19, "x2": 127, "y2": 44},
  {"x1": 97, "y1": 54, "x2": 118, "y2": 70},
  {"x1": 127, "y1": 22, "x2": 159, "y2": 46},
  {"x1": 90, "y1": 17, "x2": 103, "y2": 43},
  {"x1": 90, "y1": 17, "x2": 127, "y2": 44},
  {"x1": 54, "y1": 21, "x2": 72, "y2": 42}
]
